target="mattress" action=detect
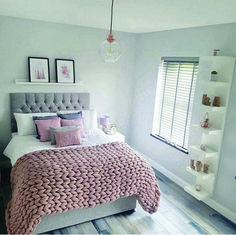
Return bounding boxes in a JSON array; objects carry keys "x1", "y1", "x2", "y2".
[{"x1": 3, "y1": 128, "x2": 115, "y2": 166}]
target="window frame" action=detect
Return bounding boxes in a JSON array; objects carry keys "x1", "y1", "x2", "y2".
[{"x1": 151, "y1": 57, "x2": 199, "y2": 154}]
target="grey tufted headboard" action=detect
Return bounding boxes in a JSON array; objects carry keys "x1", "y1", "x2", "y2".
[{"x1": 10, "y1": 93, "x2": 90, "y2": 132}]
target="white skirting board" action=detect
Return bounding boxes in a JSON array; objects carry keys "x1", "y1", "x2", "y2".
[
  {"x1": 133, "y1": 147, "x2": 236, "y2": 225},
  {"x1": 205, "y1": 198, "x2": 236, "y2": 225}
]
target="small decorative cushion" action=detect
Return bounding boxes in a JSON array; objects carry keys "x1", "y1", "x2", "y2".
[
  {"x1": 33, "y1": 115, "x2": 58, "y2": 139},
  {"x1": 54, "y1": 128, "x2": 82, "y2": 148},
  {"x1": 57, "y1": 109, "x2": 98, "y2": 130},
  {"x1": 61, "y1": 118, "x2": 86, "y2": 138},
  {"x1": 57, "y1": 111, "x2": 82, "y2": 120},
  {"x1": 50, "y1": 126, "x2": 79, "y2": 145},
  {"x1": 34, "y1": 118, "x2": 61, "y2": 142}
]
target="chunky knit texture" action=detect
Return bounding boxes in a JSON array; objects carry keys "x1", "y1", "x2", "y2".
[{"x1": 6, "y1": 142, "x2": 161, "y2": 234}]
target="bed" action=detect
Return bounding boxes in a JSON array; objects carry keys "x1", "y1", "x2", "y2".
[{"x1": 3, "y1": 92, "x2": 161, "y2": 234}]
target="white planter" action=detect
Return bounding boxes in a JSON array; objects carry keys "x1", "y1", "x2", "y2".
[{"x1": 211, "y1": 74, "x2": 217, "y2": 81}]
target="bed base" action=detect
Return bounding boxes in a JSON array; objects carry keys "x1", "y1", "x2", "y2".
[{"x1": 34, "y1": 195, "x2": 136, "y2": 234}]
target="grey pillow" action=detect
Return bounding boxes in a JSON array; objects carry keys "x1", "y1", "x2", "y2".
[
  {"x1": 50, "y1": 126, "x2": 79, "y2": 145},
  {"x1": 57, "y1": 111, "x2": 82, "y2": 120}
]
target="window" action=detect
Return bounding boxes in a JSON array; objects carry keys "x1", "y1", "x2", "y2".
[{"x1": 152, "y1": 57, "x2": 199, "y2": 153}]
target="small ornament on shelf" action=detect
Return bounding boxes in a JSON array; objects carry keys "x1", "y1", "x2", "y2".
[
  {"x1": 213, "y1": 49, "x2": 220, "y2": 56},
  {"x1": 103, "y1": 125, "x2": 111, "y2": 134},
  {"x1": 110, "y1": 124, "x2": 117, "y2": 134},
  {"x1": 213, "y1": 96, "x2": 220, "y2": 107},
  {"x1": 190, "y1": 159, "x2": 195, "y2": 170},
  {"x1": 200, "y1": 144, "x2": 207, "y2": 151},
  {"x1": 211, "y1": 71, "x2": 218, "y2": 81},
  {"x1": 202, "y1": 94, "x2": 211, "y2": 106},
  {"x1": 196, "y1": 161, "x2": 202, "y2": 172},
  {"x1": 195, "y1": 184, "x2": 201, "y2": 191},
  {"x1": 203, "y1": 164, "x2": 209, "y2": 174},
  {"x1": 200, "y1": 112, "x2": 210, "y2": 128}
]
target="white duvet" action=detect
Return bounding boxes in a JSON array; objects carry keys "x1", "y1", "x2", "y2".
[{"x1": 3, "y1": 129, "x2": 114, "y2": 166}]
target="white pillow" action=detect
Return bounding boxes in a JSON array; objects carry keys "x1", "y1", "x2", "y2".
[
  {"x1": 82, "y1": 110, "x2": 98, "y2": 130},
  {"x1": 14, "y1": 113, "x2": 57, "y2": 136},
  {"x1": 57, "y1": 109, "x2": 98, "y2": 130}
]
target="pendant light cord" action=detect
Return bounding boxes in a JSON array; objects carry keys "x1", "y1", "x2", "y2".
[{"x1": 110, "y1": 0, "x2": 114, "y2": 34}]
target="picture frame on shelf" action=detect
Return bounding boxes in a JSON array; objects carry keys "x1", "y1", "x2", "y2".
[
  {"x1": 28, "y1": 57, "x2": 50, "y2": 83},
  {"x1": 55, "y1": 59, "x2": 75, "y2": 83}
]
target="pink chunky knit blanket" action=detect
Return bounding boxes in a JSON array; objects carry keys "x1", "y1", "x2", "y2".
[{"x1": 6, "y1": 142, "x2": 161, "y2": 234}]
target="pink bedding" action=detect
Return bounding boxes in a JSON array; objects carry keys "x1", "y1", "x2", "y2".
[{"x1": 6, "y1": 142, "x2": 161, "y2": 234}]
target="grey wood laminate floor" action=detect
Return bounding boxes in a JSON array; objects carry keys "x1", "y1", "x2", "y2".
[{"x1": 1, "y1": 168, "x2": 236, "y2": 234}]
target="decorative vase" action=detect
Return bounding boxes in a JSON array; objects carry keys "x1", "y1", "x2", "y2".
[
  {"x1": 196, "y1": 161, "x2": 202, "y2": 172},
  {"x1": 190, "y1": 159, "x2": 195, "y2": 170},
  {"x1": 213, "y1": 96, "x2": 220, "y2": 107},
  {"x1": 200, "y1": 145, "x2": 207, "y2": 151},
  {"x1": 203, "y1": 164, "x2": 209, "y2": 174},
  {"x1": 213, "y1": 49, "x2": 220, "y2": 56},
  {"x1": 195, "y1": 184, "x2": 201, "y2": 191},
  {"x1": 200, "y1": 112, "x2": 210, "y2": 128}
]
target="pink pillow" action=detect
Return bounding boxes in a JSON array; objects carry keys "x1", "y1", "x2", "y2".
[
  {"x1": 34, "y1": 118, "x2": 61, "y2": 142},
  {"x1": 54, "y1": 128, "x2": 82, "y2": 148},
  {"x1": 61, "y1": 118, "x2": 86, "y2": 138}
]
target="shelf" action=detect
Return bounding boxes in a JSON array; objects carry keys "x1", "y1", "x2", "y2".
[
  {"x1": 186, "y1": 167, "x2": 214, "y2": 180},
  {"x1": 184, "y1": 185, "x2": 211, "y2": 200},
  {"x1": 14, "y1": 79, "x2": 84, "y2": 86},
  {"x1": 186, "y1": 56, "x2": 235, "y2": 204},
  {"x1": 199, "y1": 81, "x2": 229, "y2": 88},
  {"x1": 192, "y1": 124, "x2": 222, "y2": 135},
  {"x1": 189, "y1": 145, "x2": 218, "y2": 158},
  {"x1": 200, "y1": 104, "x2": 226, "y2": 112}
]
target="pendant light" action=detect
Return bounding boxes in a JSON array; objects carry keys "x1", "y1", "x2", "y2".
[{"x1": 99, "y1": 0, "x2": 121, "y2": 63}]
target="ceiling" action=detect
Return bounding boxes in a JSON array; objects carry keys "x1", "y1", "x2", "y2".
[{"x1": 0, "y1": 0, "x2": 236, "y2": 33}]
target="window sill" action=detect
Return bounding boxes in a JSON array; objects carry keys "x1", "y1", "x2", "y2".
[{"x1": 150, "y1": 134, "x2": 189, "y2": 154}]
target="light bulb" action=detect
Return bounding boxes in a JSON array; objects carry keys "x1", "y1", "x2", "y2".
[{"x1": 99, "y1": 40, "x2": 121, "y2": 63}]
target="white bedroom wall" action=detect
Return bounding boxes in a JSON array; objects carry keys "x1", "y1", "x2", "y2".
[
  {"x1": 130, "y1": 23, "x2": 236, "y2": 215},
  {"x1": 0, "y1": 16, "x2": 136, "y2": 153}
]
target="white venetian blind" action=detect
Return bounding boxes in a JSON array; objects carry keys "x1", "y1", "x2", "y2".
[{"x1": 152, "y1": 57, "x2": 199, "y2": 152}]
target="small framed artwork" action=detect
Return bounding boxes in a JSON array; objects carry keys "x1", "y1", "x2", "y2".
[
  {"x1": 55, "y1": 59, "x2": 75, "y2": 83},
  {"x1": 28, "y1": 57, "x2": 50, "y2": 83}
]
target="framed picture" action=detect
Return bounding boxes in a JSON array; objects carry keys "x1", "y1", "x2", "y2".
[
  {"x1": 55, "y1": 59, "x2": 75, "y2": 83},
  {"x1": 28, "y1": 57, "x2": 50, "y2": 83}
]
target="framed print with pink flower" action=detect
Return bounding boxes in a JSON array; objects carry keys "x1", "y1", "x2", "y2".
[{"x1": 55, "y1": 59, "x2": 75, "y2": 83}]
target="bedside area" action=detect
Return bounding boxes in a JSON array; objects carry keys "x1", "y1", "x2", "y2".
[{"x1": 105, "y1": 132, "x2": 125, "y2": 143}]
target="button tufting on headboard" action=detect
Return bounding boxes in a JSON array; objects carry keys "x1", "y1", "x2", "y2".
[{"x1": 10, "y1": 93, "x2": 90, "y2": 132}]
